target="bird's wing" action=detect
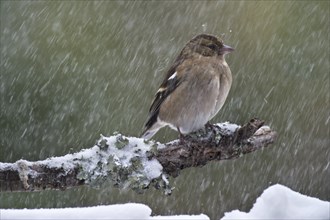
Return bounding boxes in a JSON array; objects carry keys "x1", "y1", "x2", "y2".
[{"x1": 144, "y1": 67, "x2": 183, "y2": 130}]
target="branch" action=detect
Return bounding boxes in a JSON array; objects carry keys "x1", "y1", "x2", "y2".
[
  {"x1": 155, "y1": 118, "x2": 276, "y2": 176},
  {"x1": 0, "y1": 118, "x2": 276, "y2": 195}
]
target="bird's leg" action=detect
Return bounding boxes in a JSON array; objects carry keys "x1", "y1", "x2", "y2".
[
  {"x1": 205, "y1": 121, "x2": 217, "y2": 139},
  {"x1": 205, "y1": 121, "x2": 212, "y2": 130},
  {"x1": 177, "y1": 127, "x2": 186, "y2": 144}
]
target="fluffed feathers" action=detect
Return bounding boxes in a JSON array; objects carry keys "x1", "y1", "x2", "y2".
[{"x1": 141, "y1": 34, "x2": 234, "y2": 139}]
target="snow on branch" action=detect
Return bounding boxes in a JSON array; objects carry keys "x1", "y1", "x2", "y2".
[{"x1": 0, "y1": 118, "x2": 276, "y2": 195}]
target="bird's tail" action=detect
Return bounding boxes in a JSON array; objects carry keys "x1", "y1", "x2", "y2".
[
  {"x1": 140, "y1": 121, "x2": 164, "y2": 140},
  {"x1": 140, "y1": 128, "x2": 158, "y2": 140}
]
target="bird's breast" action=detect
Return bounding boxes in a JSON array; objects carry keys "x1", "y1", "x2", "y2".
[{"x1": 211, "y1": 62, "x2": 232, "y2": 118}]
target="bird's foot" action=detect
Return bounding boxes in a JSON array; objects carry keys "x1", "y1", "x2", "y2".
[
  {"x1": 177, "y1": 127, "x2": 188, "y2": 145},
  {"x1": 204, "y1": 122, "x2": 220, "y2": 144},
  {"x1": 205, "y1": 122, "x2": 217, "y2": 135},
  {"x1": 178, "y1": 135, "x2": 187, "y2": 145}
]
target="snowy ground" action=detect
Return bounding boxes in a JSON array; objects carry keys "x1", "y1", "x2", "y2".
[
  {"x1": 222, "y1": 184, "x2": 329, "y2": 219},
  {"x1": 1, "y1": 184, "x2": 329, "y2": 220}
]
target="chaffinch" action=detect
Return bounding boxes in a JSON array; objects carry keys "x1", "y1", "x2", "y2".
[{"x1": 141, "y1": 34, "x2": 234, "y2": 139}]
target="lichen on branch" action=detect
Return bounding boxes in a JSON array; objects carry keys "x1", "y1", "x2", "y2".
[{"x1": 0, "y1": 118, "x2": 276, "y2": 195}]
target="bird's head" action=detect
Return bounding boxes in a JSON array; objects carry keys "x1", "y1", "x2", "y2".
[{"x1": 183, "y1": 34, "x2": 234, "y2": 57}]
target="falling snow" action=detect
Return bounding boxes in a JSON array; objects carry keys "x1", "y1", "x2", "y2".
[{"x1": 1, "y1": 1, "x2": 329, "y2": 219}]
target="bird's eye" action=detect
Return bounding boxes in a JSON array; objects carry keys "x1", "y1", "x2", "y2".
[{"x1": 207, "y1": 44, "x2": 217, "y2": 50}]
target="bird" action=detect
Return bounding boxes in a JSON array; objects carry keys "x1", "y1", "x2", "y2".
[{"x1": 141, "y1": 34, "x2": 234, "y2": 140}]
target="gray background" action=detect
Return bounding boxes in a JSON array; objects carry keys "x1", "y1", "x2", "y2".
[{"x1": 1, "y1": 1, "x2": 329, "y2": 219}]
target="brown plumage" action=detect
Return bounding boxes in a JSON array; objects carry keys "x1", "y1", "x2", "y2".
[{"x1": 141, "y1": 34, "x2": 234, "y2": 139}]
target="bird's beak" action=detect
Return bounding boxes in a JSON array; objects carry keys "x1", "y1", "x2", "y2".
[{"x1": 220, "y1": 44, "x2": 234, "y2": 55}]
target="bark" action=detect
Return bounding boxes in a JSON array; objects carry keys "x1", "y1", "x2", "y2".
[
  {"x1": 156, "y1": 118, "x2": 276, "y2": 176},
  {"x1": 0, "y1": 118, "x2": 276, "y2": 193}
]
